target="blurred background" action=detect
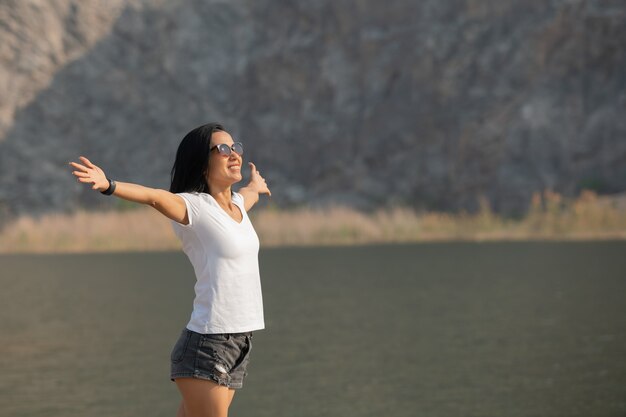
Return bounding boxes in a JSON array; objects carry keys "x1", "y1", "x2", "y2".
[
  {"x1": 0, "y1": 0, "x2": 625, "y2": 233},
  {"x1": 0, "y1": 1, "x2": 625, "y2": 416}
]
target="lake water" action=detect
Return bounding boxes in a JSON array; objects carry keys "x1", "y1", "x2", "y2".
[{"x1": 0, "y1": 242, "x2": 625, "y2": 417}]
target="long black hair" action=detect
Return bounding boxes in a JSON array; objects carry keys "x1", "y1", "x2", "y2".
[{"x1": 169, "y1": 122, "x2": 225, "y2": 193}]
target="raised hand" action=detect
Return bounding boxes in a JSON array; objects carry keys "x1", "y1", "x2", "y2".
[
  {"x1": 247, "y1": 162, "x2": 271, "y2": 196},
  {"x1": 69, "y1": 156, "x2": 109, "y2": 192}
]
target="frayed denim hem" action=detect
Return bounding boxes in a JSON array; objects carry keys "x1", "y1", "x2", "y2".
[{"x1": 170, "y1": 372, "x2": 244, "y2": 389}]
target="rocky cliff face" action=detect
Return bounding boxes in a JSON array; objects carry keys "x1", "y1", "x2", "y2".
[{"x1": 0, "y1": 0, "x2": 624, "y2": 221}]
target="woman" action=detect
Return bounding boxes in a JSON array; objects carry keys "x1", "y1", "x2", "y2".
[{"x1": 69, "y1": 122, "x2": 271, "y2": 417}]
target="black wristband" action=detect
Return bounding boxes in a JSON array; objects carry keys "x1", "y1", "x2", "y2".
[{"x1": 100, "y1": 179, "x2": 116, "y2": 195}]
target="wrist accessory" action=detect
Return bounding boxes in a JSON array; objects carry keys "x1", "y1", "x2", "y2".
[{"x1": 101, "y1": 179, "x2": 117, "y2": 195}]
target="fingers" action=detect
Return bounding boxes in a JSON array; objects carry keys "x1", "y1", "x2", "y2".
[
  {"x1": 69, "y1": 161, "x2": 89, "y2": 172},
  {"x1": 248, "y1": 162, "x2": 271, "y2": 196},
  {"x1": 73, "y1": 171, "x2": 90, "y2": 178},
  {"x1": 79, "y1": 156, "x2": 96, "y2": 169},
  {"x1": 69, "y1": 156, "x2": 108, "y2": 193},
  {"x1": 70, "y1": 156, "x2": 104, "y2": 177},
  {"x1": 249, "y1": 162, "x2": 263, "y2": 177}
]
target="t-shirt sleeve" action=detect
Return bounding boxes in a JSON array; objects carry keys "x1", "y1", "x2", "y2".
[
  {"x1": 232, "y1": 192, "x2": 248, "y2": 212},
  {"x1": 176, "y1": 193, "x2": 202, "y2": 228}
]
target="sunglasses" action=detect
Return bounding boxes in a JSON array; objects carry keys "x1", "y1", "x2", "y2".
[{"x1": 210, "y1": 142, "x2": 244, "y2": 156}]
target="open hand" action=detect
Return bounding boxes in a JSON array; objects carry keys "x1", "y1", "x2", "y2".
[
  {"x1": 69, "y1": 156, "x2": 109, "y2": 191},
  {"x1": 248, "y1": 162, "x2": 271, "y2": 196}
]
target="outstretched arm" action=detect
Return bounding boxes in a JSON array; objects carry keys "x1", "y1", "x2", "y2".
[
  {"x1": 239, "y1": 162, "x2": 271, "y2": 212},
  {"x1": 69, "y1": 156, "x2": 190, "y2": 225}
]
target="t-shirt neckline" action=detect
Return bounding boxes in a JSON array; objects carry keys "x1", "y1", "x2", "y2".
[{"x1": 206, "y1": 193, "x2": 245, "y2": 225}]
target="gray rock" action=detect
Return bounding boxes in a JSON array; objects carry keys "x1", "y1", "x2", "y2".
[{"x1": 0, "y1": 0, "x2": 624, "y2": 224}]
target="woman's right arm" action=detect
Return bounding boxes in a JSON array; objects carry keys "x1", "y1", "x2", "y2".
[{"x1": 69, "y1": 156, "x2": 190, "y2": 225}]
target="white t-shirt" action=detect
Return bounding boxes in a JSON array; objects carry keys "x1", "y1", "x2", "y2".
[{"x1": 170, "y1": 191, "x2": 265, "y2": 334}]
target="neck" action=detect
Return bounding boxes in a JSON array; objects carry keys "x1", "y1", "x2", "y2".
[{"x1": 209, "y1": 182, "x2": 233, "y2": 206}]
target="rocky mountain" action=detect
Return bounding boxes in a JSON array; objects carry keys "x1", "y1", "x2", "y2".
[{"x1": 0, "y1": 0, "x2": 624, "y2": 223}]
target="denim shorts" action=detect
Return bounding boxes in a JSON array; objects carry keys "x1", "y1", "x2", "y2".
[{"x1": 170, "y1": 328, "x2": 253, "y2": 389}]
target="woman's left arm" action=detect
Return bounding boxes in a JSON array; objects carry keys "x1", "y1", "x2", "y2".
[{"x1": 239, "y1": 162, "x2": 271, "y2": 211}]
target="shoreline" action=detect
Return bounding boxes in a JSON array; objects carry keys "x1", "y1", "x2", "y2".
[
  {"x1": 1, "y1": 234, "x2": 624, "y2": 256},
  {"x1": 1, "y1": 190, "x2": 624, "y2": 254}
]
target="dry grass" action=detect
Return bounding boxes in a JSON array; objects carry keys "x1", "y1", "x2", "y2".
[
  {"x1": 0, "y1": 190, "x2": 624, "y2": 253},
  {"x1": 253, "y1": 190, "x2": 626, "y2": 245},
  {"x1": 0, "y1": 208, "x2": 180, "y2": 253}
]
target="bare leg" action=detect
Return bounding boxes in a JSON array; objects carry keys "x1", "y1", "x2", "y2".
[
  {"x1": 175, "y1": 377, "x2": 233, "y2": 417},
  {"x1": 227, "y1": 389, "x2": 236, "y2": 408}
]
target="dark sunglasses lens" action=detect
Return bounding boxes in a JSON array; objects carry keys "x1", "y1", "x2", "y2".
[
  {"x1": 233, "y1": 142, "x2": 243, "y2": 155},
  {"x1": 217, "y1": 144, "x2": 231, "y2": 156}
]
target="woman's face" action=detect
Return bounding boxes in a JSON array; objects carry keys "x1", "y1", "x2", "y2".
[{"x1": 206, "y1": 130, "x2": 243, "y2": 187}]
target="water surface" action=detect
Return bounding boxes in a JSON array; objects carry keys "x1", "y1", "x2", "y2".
[{"x1": 0, "y1": 242, "x2": 625, "y2": 416}]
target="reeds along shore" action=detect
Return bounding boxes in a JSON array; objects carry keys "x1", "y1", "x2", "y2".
[{"x1": 0, "y1": 190, "x2": 624, "y2": 253}]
